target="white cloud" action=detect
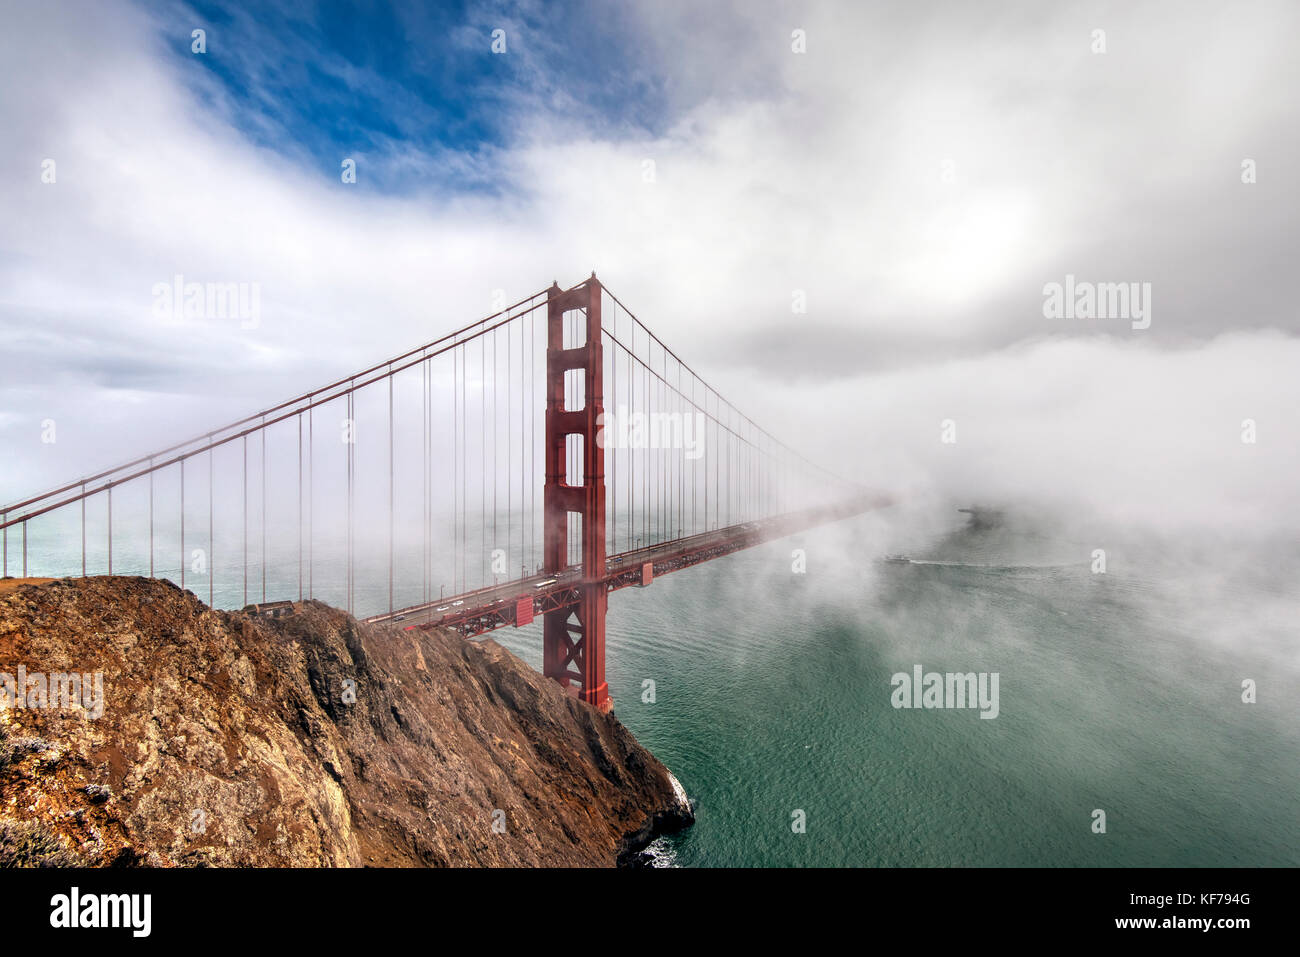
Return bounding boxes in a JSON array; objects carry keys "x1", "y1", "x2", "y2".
[{"x1": 1, "y1": 0, "x2": 1296, "y2": 543}]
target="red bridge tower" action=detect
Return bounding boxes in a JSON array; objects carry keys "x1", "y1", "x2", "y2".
[{"x1": 542, "y1": 276, "x2": 610, "y2": 711}]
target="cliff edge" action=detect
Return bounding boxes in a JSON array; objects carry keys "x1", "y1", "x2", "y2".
[{"x1": 0, "y1": 576, "x2": 692, "y2": 867}]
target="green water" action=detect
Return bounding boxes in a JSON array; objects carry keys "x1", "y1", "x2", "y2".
[{"x1": 496, "y1": 512, "x2": 1300, "y2": 867}]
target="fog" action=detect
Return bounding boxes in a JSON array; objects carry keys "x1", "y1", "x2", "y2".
[{"x1": 1, "y1": 0, "x2": 1296, "y2": 569}]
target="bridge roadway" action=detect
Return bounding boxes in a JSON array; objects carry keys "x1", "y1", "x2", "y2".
[{"x1": 364, "y1": 494, "x2": 891, "y2": 639}]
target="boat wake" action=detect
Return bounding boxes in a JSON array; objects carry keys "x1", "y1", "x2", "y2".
[{"x1": 881, "y1": 558, "x2": 1084, "y2": 570}]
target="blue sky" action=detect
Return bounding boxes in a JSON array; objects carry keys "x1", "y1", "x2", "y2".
[{"x1": 167, "y1": 0, "x2": 674, "y2": 194}]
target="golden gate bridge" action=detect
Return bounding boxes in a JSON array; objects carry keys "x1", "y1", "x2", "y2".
[{"x1": 0, "y1": 276, "x2": 887, "y2": 711}]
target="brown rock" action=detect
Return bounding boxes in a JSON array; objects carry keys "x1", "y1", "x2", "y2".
[{"x1": 0, "y1": 576, "x2": 692, "y2": 867}]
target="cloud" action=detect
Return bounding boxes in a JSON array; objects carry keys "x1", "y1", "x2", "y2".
[
  {"x1": 744, "y1": 330, "x2": 1300, "y2": 537},
  {"x1": 0, "y1": 0, "x2": 1296, "y2": 544}
]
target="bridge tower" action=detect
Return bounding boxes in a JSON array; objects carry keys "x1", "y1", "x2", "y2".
[{"x1": 542, "y1": 275, "x2": 610, "y2": 711}]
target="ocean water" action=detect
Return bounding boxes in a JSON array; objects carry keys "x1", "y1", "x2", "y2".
[{"x1": 494, "y1": 510, "x2": 1300, "y2": 867}]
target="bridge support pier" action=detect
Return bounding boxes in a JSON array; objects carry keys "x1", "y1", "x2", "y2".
[{"x1": 542, "y1": 276, "x2": 611, "y2": 712}]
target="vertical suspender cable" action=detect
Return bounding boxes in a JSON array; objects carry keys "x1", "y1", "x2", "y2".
[
  {"x1": 610, "y1": 319, "x2": 616, "y2": 552},
  {"x1": 261, "y1": 423, "x2": 266, "y2": 603},
  {"x1": 481, "y1": 337, "x2": 486, "y2": 585},
  {"x1": 149, "y1": 458, "x2": 154, "y2": 576},
  {"x1": 422, "y1": 358, "x2": 428, "y2": 610},
  {"x1": 298, "y1": 413, "x2": 302, "y2": 601},
  {"x1": 308, "y1": 406, "x2": 314, "y2": 600},
  {"x1": 645, "y1": 339, "x2": 648, "y2": 542},
  {"x1": 389, "y1": 370, "x2": 394, "y2": 616},
  {"x1": 451, "y1": 345, "x2": 457, "y2": 596},
  {"x1": 492, "y1": 329, "x2": 497, "y2": 578},
  {"x1": 628, "y1": 347, "x2": 633, "y2": 552},
  {"x1": 181, "y1": 458, "x2": 186, "y2": 590},
  {"x1": 460, "y1": 345, "x2": 466, "y2": 591},
  {"x1": 347, "y1": 386, "x2": 354, "y2": 615},
  {"x1": 210, "y1": 445, "x2": 215, "y2": 608},
  {"x1": 427, "y1": 353, "x2": 433, "y2": 607},
  {"x1": 507, "y1": 316, "x2": 512, "y2": 574},
  {"x1": 242, "y1": 434, "x2": 248, "y2": 607}
]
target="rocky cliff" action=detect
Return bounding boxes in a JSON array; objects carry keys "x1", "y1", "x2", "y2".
[{"x1": 0, "y1": 576, "x2": 692, "y2": 867}]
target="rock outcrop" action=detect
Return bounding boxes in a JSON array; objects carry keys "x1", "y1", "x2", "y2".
[{"x1": 0, "y1": 576, "x2": 692, "y2": 866}]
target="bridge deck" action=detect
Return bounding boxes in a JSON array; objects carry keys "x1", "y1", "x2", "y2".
[{"x1": 364, "y1": 494, "x2": 890, "y2": 638}]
